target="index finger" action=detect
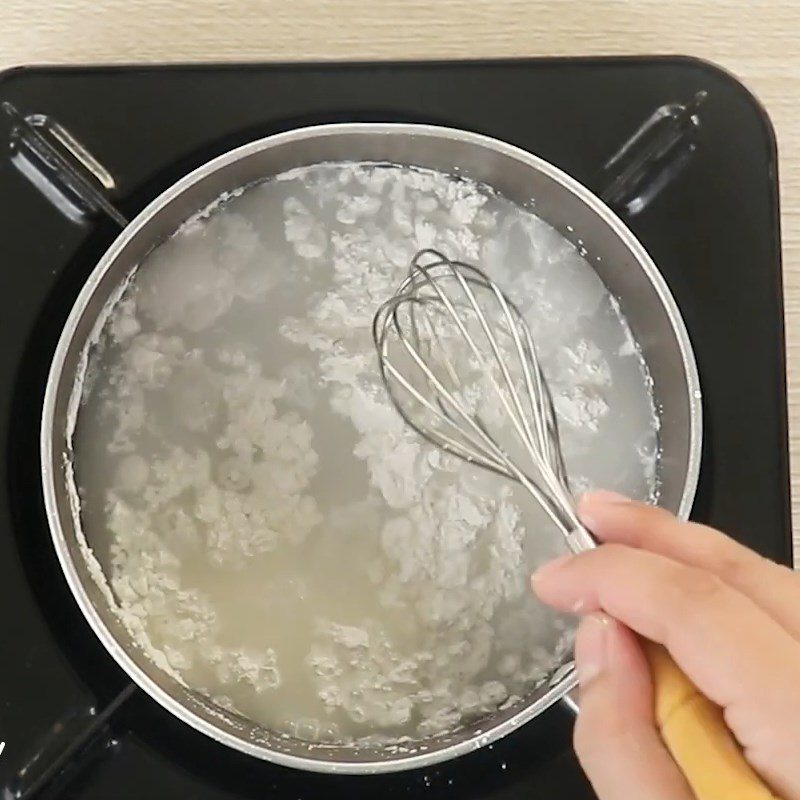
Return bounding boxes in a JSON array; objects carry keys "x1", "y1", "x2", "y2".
[
  {"x1": 577, "y1": 492, "x2": 800, "y2": 640},
  {"x1": 531, "y1": 544, "x2": 800, "y2": 716}
]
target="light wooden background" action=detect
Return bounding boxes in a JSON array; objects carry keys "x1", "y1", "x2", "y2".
[{"x1": 2, "y1": 0, "x2": 799, "y2": 554}]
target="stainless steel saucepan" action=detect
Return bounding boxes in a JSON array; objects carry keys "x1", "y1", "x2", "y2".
[{"x1": 40, "y1": 123, "x2": 702, "y2": 773}]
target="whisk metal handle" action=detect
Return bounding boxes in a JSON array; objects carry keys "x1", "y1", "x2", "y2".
[{"x1": 645, "y1": 642, "x2": 778, "y2": 800}]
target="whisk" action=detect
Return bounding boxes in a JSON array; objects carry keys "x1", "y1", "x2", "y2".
[
  {"x1": 372, "y1": 248, "x2": 593, "y2": 556},
  {"x1": 373, "y1": 248, "x2": 776, "y2": 800}
]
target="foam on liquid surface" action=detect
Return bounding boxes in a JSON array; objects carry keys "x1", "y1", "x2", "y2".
[{"x1": 71, "y1": 162, "x2": 659, "y2": 745}]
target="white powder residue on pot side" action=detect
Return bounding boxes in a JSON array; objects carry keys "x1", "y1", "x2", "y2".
[{"x1": 70, "y1": 161, "x2": 659, "y2": 745}]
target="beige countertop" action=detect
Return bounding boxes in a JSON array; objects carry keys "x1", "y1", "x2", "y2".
[{"x1": 3, "y1": 0, "x2": 799, "y2": 552}]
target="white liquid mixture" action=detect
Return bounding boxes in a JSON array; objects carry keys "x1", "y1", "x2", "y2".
[{"x1": 71, "y1": 162, "x2": 659, "y2": 745}]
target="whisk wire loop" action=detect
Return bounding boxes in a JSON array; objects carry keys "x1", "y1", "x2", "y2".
[{"x1": 373, "y1": 248, "x2": 583, "y2": 539}]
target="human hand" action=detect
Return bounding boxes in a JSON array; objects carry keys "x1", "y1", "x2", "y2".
[{"x1": 531, "y1": 491, "x2": 800, "y2": 800}]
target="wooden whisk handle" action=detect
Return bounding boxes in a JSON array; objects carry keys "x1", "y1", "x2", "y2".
[{"x1": 643, "y1": 641, "x2": 778, "y2": 799}]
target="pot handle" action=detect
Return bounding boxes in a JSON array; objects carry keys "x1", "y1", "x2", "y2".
[{"x1": 4, "y1": 685, "x2": 135, "y2": 800}]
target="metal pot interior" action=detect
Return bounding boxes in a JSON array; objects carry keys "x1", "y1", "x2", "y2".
[{"x1": 41, "y1": 124, "x2": 702, "y2": 773}]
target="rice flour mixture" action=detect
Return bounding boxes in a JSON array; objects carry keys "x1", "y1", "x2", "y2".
[{"x1": 71, "y1": 162, "x2": 659, "y2": 745}]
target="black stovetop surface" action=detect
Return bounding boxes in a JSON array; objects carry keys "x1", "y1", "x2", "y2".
[{"x1": 0, "y1": 57, "x2": 790, "y2": 800}]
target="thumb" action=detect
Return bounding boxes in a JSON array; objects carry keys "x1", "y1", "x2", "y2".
[{"x1": 573, "y1": 614, "x2": 693, "y2": 800}]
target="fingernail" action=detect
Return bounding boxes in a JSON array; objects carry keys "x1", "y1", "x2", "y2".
[
  {"x1": 571, "y1": 597, "x2": 587, "y2": 614},
  {"x1": 579, "y1": 490, "x2": 632, "y2": 506},
  {"x1": 576, "y1": 613, "x2": 612, "y2": 686},
  {"x1": 530, "y1": 553, "x2": 573, "y2": 588},
  {"x1": 578, "y1": 490, "x2": 632, "y2": 530}
]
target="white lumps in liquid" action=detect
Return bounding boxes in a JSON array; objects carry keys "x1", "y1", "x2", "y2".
[{"x1": 71, "y1": 162, "x2": 659, "y2": 745}]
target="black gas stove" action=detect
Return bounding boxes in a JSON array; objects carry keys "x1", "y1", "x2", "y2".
[{"x1": 0, "y1": 57, "x2": 791, "y2": 800}]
